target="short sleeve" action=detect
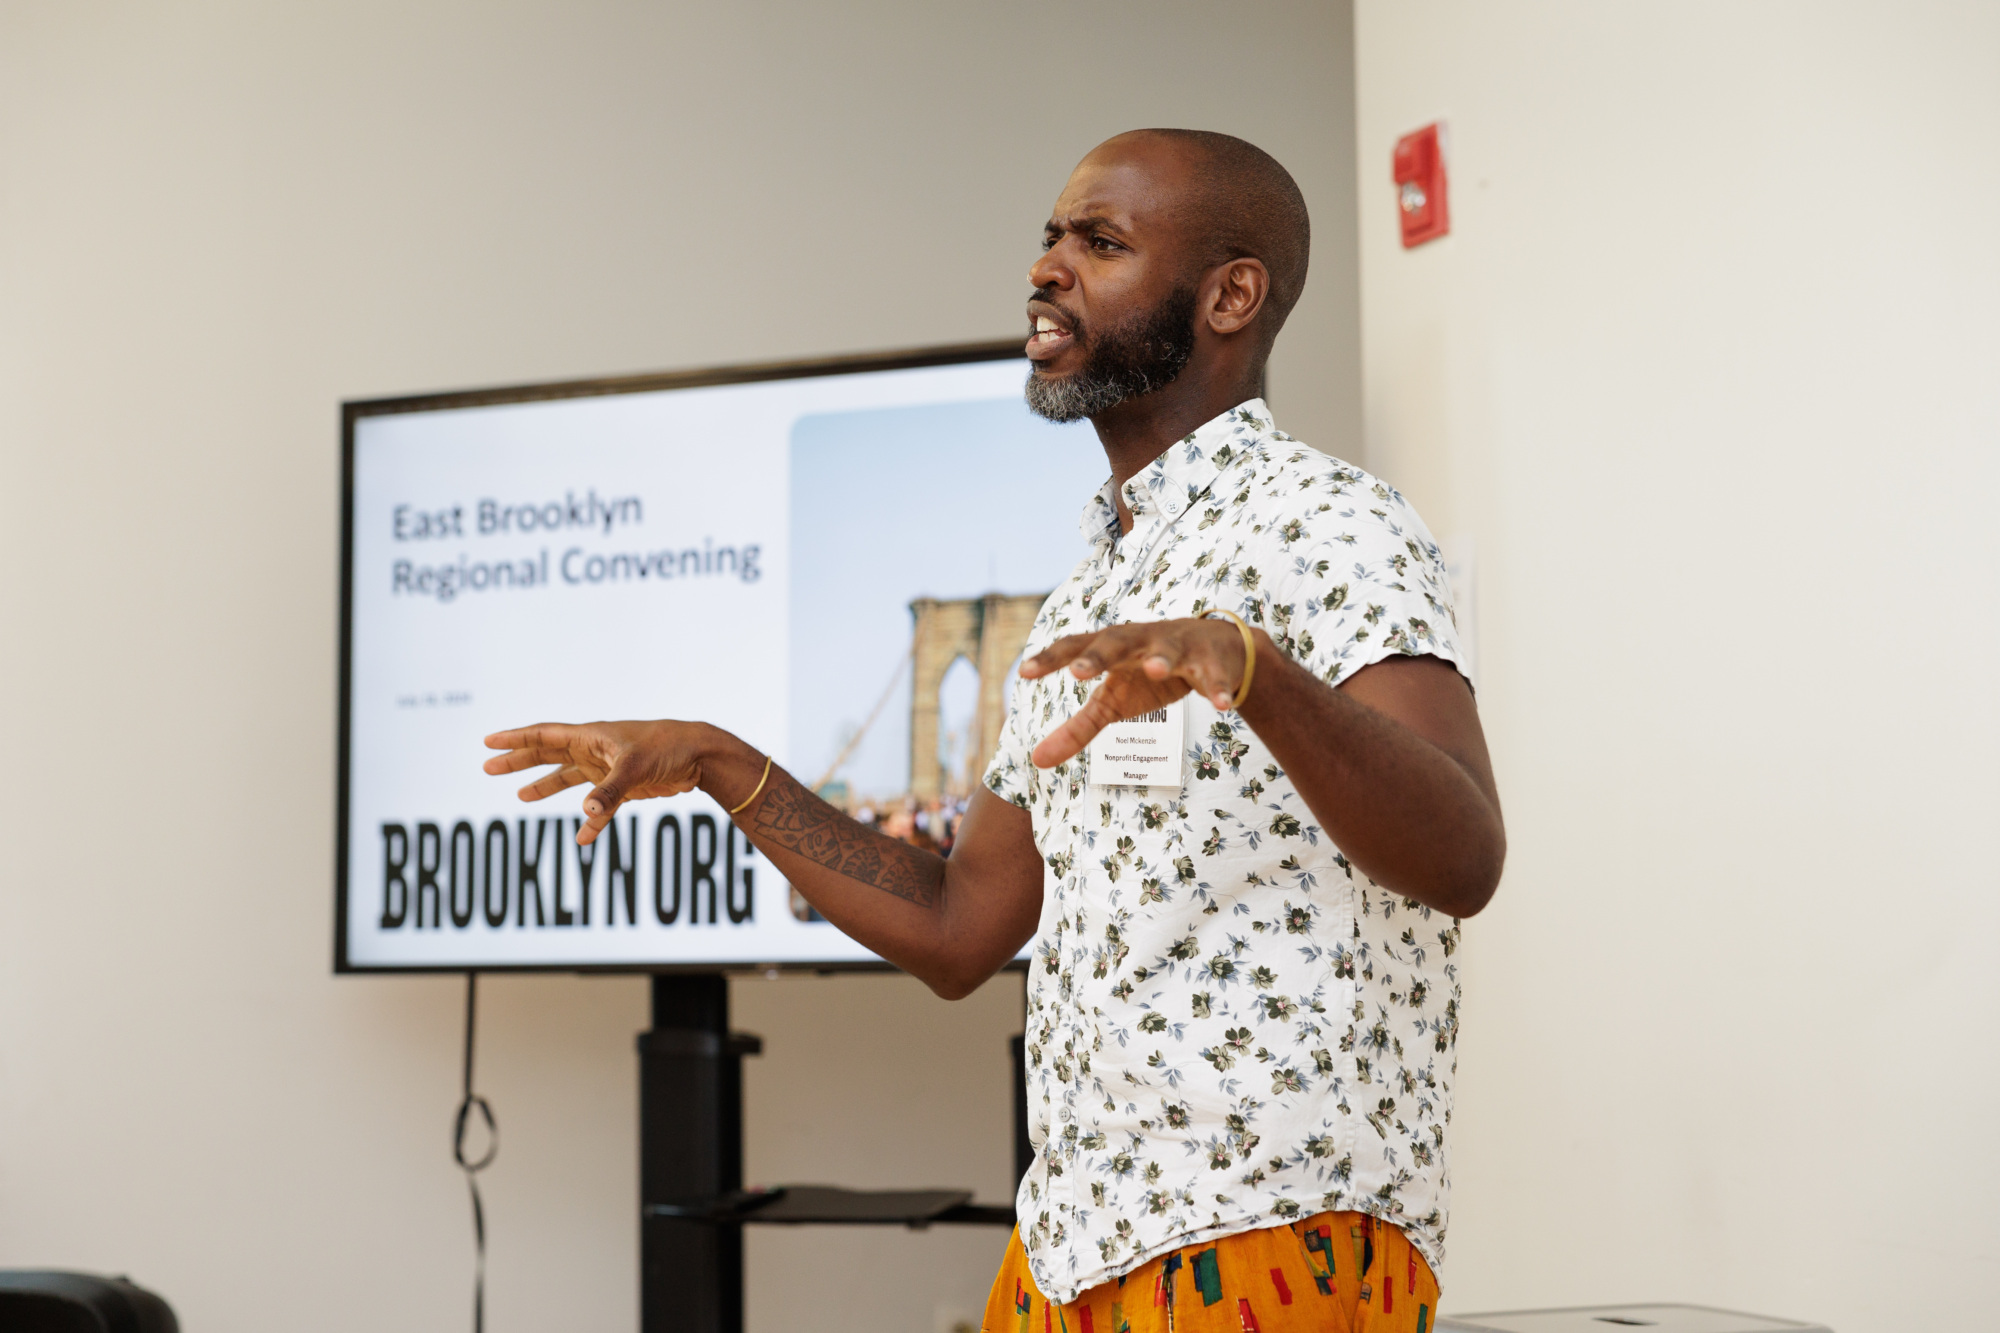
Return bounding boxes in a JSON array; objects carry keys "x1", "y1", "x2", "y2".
[
  {"x1": 982, "y1": 670, "x2": 1043, "y2": 810},
  {"x1": 1262, "y1": 486, "x2": 1467, "y2": 689}
]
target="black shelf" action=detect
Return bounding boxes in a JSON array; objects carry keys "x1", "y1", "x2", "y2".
[{"x1": 644, "y1": 1185, "x2": 1014, "y2": 1229}]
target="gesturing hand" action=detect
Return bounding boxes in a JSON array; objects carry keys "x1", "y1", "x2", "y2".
[
  {"x1": 482, "y1": 720, "x2": 711, "y2": 845},
  {"x1": 1018, "y1": 617, "x2": 1256, "y2": 768}
]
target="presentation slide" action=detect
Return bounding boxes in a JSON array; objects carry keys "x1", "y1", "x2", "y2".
[{"x1": 339, "y1": 353, "x2": 1102, "y2": 970}]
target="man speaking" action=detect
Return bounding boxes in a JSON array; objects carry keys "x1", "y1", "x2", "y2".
[{"x1": 484, "y1": 130, "x2": 1504, "y2": 1332}]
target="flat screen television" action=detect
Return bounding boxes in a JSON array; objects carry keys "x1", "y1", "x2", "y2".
[{"x1": 336, "y1": 343, "x2": 1104, "y2": 972}]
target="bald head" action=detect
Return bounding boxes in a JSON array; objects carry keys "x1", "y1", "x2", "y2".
[
  {"x1": 1098, "y1": 129, "x2": 1311, "y2": 349},
  {"x1": 1024, "y1": 129, "x2": 1312, "y2": 427}
]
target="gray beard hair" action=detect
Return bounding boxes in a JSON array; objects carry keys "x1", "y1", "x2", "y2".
[
  {"x1": 1023, "y1": 286, "x2": 1199, "y2": 424},
  {"x1": 1023, "y1": 365, "x2": 1136, "y2": 423}
]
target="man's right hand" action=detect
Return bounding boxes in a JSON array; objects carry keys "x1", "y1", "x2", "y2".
[
  {"x1": 483, "y1": 719, "x2": 733, "y2": 846},
  {"x1": 480, "y1": 719, "x2": 1045, "y2": 998}
]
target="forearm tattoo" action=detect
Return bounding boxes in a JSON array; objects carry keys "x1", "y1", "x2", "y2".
[{"x1": 750, "y1": 770, "x2": 943, "y2": 908}]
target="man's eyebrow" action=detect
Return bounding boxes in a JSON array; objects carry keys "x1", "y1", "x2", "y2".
[{"x1": 1046, "y1": 212, "x2": 1131, "y2": 238}]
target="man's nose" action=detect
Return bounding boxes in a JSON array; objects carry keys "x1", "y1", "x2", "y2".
[{"x1": 1028, "y1": 245, "x2": 1074, "y2": 291}]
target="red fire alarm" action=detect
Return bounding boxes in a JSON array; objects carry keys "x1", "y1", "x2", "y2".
[{"x1": 1392, "y1": 123, "x2": 1449, "y2": 248}]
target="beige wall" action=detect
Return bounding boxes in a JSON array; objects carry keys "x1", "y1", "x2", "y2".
[
  {"x1": 0, "y1": 4, "x2": 1358, "y2": 1331},
  {"x1": 1353, "y1": 4, "x2": 2000, "y2": 1331}
]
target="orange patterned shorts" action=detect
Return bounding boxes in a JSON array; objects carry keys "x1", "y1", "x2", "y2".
[{"x1": 982, "y1": 1212, "x2": 1438, "y2": 1333}]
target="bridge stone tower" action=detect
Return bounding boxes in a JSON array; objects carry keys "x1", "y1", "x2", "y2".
[{"x1": 907, "y1": 592, "x2": 1047, "y2": 799}]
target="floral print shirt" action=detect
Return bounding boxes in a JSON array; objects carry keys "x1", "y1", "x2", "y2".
[{"x1": 983, "y1": 400, "x2": 1468, "y2": 1304}]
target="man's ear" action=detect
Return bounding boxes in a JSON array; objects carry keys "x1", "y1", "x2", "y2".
[{"x1": 1203, "y1": 258, "x2": 1270, "y2": 337}]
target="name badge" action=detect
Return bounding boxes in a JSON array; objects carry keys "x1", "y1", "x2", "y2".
[{"x1": 1087, "y1": 700, "x2": 1186, "y2": 793}]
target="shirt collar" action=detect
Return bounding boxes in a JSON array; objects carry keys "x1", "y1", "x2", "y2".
[{"x1": 1077, "y1": 398, "x2": 1276, "y2": 547}]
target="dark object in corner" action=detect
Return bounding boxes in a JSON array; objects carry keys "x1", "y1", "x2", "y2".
[{"x1": 0, "y1": 1271, "x2": 178, "y2": 1333}]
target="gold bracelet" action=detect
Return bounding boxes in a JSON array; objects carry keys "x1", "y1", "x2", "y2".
[
  {"x1": 1203, "y1": 609, "x2": 1258, "y2": 710},
  {"x1": 727, "y1": 754, "x2": 774, "y2": 815}
]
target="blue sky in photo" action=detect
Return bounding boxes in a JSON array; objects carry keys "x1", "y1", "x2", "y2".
[{"x1": 789, "y1": 394, "x2": 1105, "y2": 798}]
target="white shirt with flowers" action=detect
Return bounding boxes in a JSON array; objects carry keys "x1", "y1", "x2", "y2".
[{"x1": 983, "y1": 400, "x2": 1468, "y2": 1304}]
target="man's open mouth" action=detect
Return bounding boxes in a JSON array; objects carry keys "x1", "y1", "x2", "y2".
[{"x1": 1026, "y1": 303, "x2": 1078, "y2": 361}]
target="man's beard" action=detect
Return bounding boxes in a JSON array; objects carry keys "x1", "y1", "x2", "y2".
[{"x1": 1024, "y1": 285, "x2": 1199, "y2": 423}]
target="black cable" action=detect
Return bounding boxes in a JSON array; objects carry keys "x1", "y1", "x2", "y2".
[{"x1": 454, "y1": 973, "x2": 498, "y2": 1333}]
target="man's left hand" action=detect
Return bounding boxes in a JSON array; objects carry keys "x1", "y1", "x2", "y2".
[{"x1": 1018, "y1": 617, "x2": 1252, "y2": 768}]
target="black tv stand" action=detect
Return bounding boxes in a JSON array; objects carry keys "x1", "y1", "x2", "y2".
[{"x1": 639, "y1": 974, "x2": 1018, "y2": 1333}]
